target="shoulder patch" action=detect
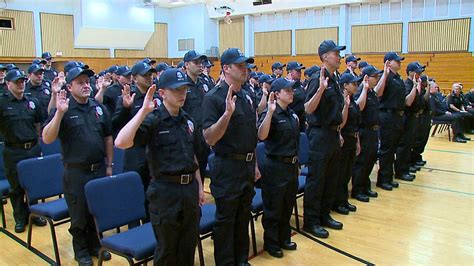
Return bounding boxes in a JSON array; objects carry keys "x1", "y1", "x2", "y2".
[
  {"x1": 187, "y1": 119, "x2": 194, "y2": 133},
  {"x1": 95, "y1": 106, "x2": 103, "y2": 116},
  {"x1": 28, "y1": 101, "x2": 36, "y2": 109},
  {"x1": 153, "y1": 98, "x2": 162, "y2": 108}
]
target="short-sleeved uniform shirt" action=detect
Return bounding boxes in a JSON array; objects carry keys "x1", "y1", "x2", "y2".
[
  {"x1": 379, "y1": 72, "x2": 405, "y2": 111},
  {"x1": 25, "y1": 80, "x2": 52, "y2": 122},
  {"x1": 354, "y1": 86, "x2": 380, "y2": 127}
]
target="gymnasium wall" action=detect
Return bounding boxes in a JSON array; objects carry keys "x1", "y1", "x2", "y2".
[{"x1": 0, "y1": 9, "x2": 36, "y2": 57}]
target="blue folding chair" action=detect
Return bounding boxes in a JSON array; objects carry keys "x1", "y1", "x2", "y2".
[
  {"x1": 40, "y1": 139, "x2": 61, "y2": 156},
  {"x1": 198, "y1": 203, "x2": 216, "y2": 266},
  {"x1": 294, "y1": 132, "x2": 309, "y2": 231},
  {"x1": 17, "y1": 154, "x2": 70, "y2": 265},
  {"x1": 113, "y1": 147, "x2": 125, "y2": 175},
  {"x1": 84, "y1": 172, "x2": 155, "y2": 265},
  {"x1": 0, "y1": 142, "x2": 10, "y2": 228}
]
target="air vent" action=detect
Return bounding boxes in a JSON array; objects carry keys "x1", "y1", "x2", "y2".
[
  {"x1": 178, "y1": 38, "x2": 195, "y2": 51},
  {"x1": 253, "y1": 0, "x2": 272, "y2": 6},
  {"x1": 0, "y1": 18, "x2": 14, "y2": 30}
]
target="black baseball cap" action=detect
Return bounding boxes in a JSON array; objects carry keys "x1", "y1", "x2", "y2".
[
  {"x1": 5, "y1": 69, "x2": 27, "y2": 82},
  {"x1": 406, "y1": 62, "x2": 426, "y2": 74},
  {"x1": 156, "y1": 68, "x2": 192, "y2": 90},
  {"x1": 287, "y1": 61, "x2": 305, "y2": 71},
  {"x1": 220, "y1": 48, "x2": 254, "y2": 66},
  {"x1": 6, "y1": 64, "x2": 19, "y2": 71},
  {"x1": 420, "y1": 75, "x2": 428, "y2": 83},
  {"x1": 27, "y1": 64, "x2": 44, "y2": 74},
  {"x1": 42, "y1": 52, "x2": 53, "y2": 60},
  {"x1": 131, "y1": 61, "x2": 157, "y2": 76},
  {"x1": 339, "y1": 73, "x2": 363, "y2": 85},
  {"x1": 66, "y1": 67, "x2": 95, "y2": 84},
  {"x1": 32, "y1": 58, "x2": 47, "y2": 65},
  {"x1": 271, "y1": 62, "x2": 286, "y2": 70},
  {"x1": 345, "y1": 55, "x2": 361, "y2": 63},
  {"x1": 204, "y1": 60, "x2": 214, "y2": 67},
  {"x1": 107, "y1": 65, "x2": 119, "y2": 74},
  {"x1": 384, "y1": 52, "x2": 405, "y2": 62},
  {"x1": 183, "y1": 50, "x2": 207, "y2": 62},
  {"x1": 116, "y1": 66, "x2": 132, "y2": 76},
  {"x1": 318, "y1": 40, "x2": 346, "y2": 55},
  {"x1": 270, "y1": 78, "x2": 295, "y2": 92},
  {"x1": 64, "y1": 61, "x2": 89, "y2": 73},
  {"x1": 155, "y1": 62, "x2": 170, "y2": 72},
  {"x1": 258, "y1": 74, "x2": 274, "y2": 84},
  {"x1": 246, "y1": 63, "x2": 257, "y2": 69},
  {"x1": 0, "y1": 64, "x2": 7, "y2": 71},
  {"x1": 177, "y1": 61, "x2": 185, "y2": 68},
  {"x1": 142, "y1": 58, "x2": 156, "y2": 65},
  {"x1": 249, "y1": 72, "x2": 259, "y2": 79},
  {"x1": 362, "y1": 65, "x2": 383, "y2": 77},
  {"x1": 358, "y1": 61, "x2": 369, "y2": 69},
  {"x1": 304, "y1": 65, "x2": 321, "y2": 77}
]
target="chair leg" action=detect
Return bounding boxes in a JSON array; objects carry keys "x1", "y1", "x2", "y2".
[
  {"x1": 250, "y1": 215, "x2": 257, "y2": 256},
  {"x1": 431, "y1": 124, "x2": 438, "y2": 137},
  {"x1": 198, "y1": 238, "x2": 205, "y2": 266},
  {"x1": 98, "y1": 247, "x2": 104, "y2": 266},
  {"x1": 48, "y1": 218, "x2": 61, "y2": 265},
  {"x1": 294, "y1": 199, "x2": 300, "y2": 232},
  {"x1": 27, "y1": 214, "x2": 34, "y2": 248},
  {"x1": 1, "y1": 200, "x2": 5, "y2": 228}
]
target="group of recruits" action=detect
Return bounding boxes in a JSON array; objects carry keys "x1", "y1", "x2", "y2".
[{"x1": 1, "y1": 39, "x2": 474, "y2": 266}]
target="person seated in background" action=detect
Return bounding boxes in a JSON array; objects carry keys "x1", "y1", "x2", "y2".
[
  {"x1": 447, "y1": 83, "x2": 474, "y2": 134},
  {"x1": 430, "y1": 81, "x2": 469, "y2": 143},
  {"x1": 465, "y1": 87, "x2": 474, "y2": 106}
]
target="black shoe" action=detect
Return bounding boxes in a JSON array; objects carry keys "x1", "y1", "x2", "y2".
[
  {"x1": 409, "y1": 166, "x2": 417, "y2": 173},
  {"x1": 395, "y1": 174, "x2": 415, "y2": 182},
  {"x1": 280, "y1": 241, "x2": 297, "y2": 250},
  {"x1": 14, "y1": 223, "x2": 26, "y2": 233},
  {"x1": 415, "y1": 161, "x2": 425, "y2": 167},
  {"x1": 453, "y1": 137, "x2": 467, "y2": 143},
  {"x1": 303, "y1": 224, "x2": 329, "y2": 238},
  {"x1": 391, "y1": 181, "x2": 399, "y2": 188},
  {"x1": 376, "y1": 182, "x2": 393, "y2": 191},
  {"x1": 352, "y1": 193, "x2": 369, "y2": 202},
  {"x1": 460, "y1": 135, "x2": 471, "y2": 141},
  {"x1": 333, "y1": 205, "x2": 349, "y2": 215},
  {"x1": 75, "y1": 254, "x2": 93, "y2": 266},
  {"x1": 321, "y1": 216, "x2": 343, "y2": 230},
  {"x1": 32, "y1": 217, "x2": 47, "y2": 227},
  {"x1": 238, "y1": 263, "x2": 251, "y2": 266},
  {"x1": 345, "y1": 202, "x2": 357, "y2": 212},
  {"x1": 411, "y1": 165, "x2": 421, "y2": 171},
  {"x1": 365, "y1": 190, "x2": 378, "y2": 198},
  {"x1": 1, "y1": 198, "x2": 6, "y2": 205},
  {"x1": 264, "y1": 247, "x2": 283, "y2": 258},
  {"x1": 91, "y1": 249, "x2": 112, "y2": 261}
]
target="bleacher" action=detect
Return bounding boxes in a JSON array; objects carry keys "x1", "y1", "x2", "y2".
[{"x1": 209, "y1": 52, "x2": 474, "y2": 95}]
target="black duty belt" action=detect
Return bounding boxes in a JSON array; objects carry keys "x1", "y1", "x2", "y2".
[
  {"x1": 267, "y1": 155, "x2": 299, "y2": 164},
  {"x1": 152, "y1": 173, "x2": 194, "y2": 185},
  {"x1": 64, "y1": 162, "x2": 103, "y2": 172},
  {"x1": 407, "y1": 110, "x2": 424, "y2": 117},
  {"x1": 342, "y1": 131, "x2": 359, "y2": 138},
  {"x1": 315, "y1": 125, "x2": 342, "y2": 131},
  {"x1": 362, "y1": 125, "x2": 380, "y2": 130},
  {"x1": 5, "y1": 140, "x2": 38, "y2": 150},
  {"x1": 215, "y1": 152, "x2": 255, "y2": 162},
  {"x1": 381, "y1": 109, "x2": 405, "y2": 116}
]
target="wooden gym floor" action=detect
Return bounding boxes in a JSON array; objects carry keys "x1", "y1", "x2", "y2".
[{"x1": 0, "y1": 131, "x2": 473, "y2": 265}]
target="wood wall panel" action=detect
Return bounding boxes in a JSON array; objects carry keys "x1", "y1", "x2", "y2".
[
  {"x1": 0, "y1": 9, "x2": 35, "y2": 57},
  {"x1": 295, "y1": 27, "x2": 338, "y2": 55},
  {"x1": 219, "y1": 18, "x2": 244, "y2": 55},
  {"x1": 115, "y1": 23, "x2": 168, "y2": 58},
  {"x1": 352, "y1": 23, "x2": 403, "y2": 53},
  {"x1": 40, "y1": 13, "x2": 109, "y2": 58},
  {"x1": 408, "y1": 18, "x2": 470, "y2": 52},
  {"x1": 254, "y1": 30, "x2": 292, "y2": 56}
]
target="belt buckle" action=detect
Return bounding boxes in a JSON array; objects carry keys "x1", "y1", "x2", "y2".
[
  {"x1": 24, "y1": 142, "x2": 32, "y2": 149},
  {"x1": 246, "y1": 153, "x2": 254, "y2": 162},
  {"x1": 180, "y1": 174, "x2": 191, "y2": 184},
  {"x1": 291, "y1": 156, "x2": 298, "y2": 164},
  {"x1": 90, "y1": 163, "x2": 99, "y2": 172}
]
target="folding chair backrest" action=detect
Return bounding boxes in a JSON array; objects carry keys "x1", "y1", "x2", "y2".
[
  {"x1": 0, "y1": 143, "x2": 5, "y2": 180},
  {"x1": 17, "y1": 154, "x2": 64, "y2": 203},
  {"x1": 256, "y1": 142, "x2": 265, "y2": 173},
  {"x1": 84, "y1": 172, "x2": 145, "y2": 233},
  {"x1": 298, "y1": 132, "x2": 309, "y2": 165},
  {"x1": 40, "y1": 139, "x2": 62, "y2": 156},
  {"x1": 112, "y1": 147, "x2": 125, "y2": 175}
]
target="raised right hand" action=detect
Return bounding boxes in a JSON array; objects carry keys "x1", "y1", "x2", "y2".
[
  {"x1": 319, "y1": 66, "x2": 329, "y2": 91},
  {"x1": 142, "y1": 84, "x2": 156, "y2": 114},
  {"x1": 121, "y1": 84, "x2": 136, "y2": 108},
  {"x1": 267, "y1": 92, "x2": 276, "y2": 113},
  {"x1": 362, "y1": 75, "x2": 369, "y2": 90},
  {"x1": 56, "y1": 90, "x2": 69, "y2": 114},
  {"x1": 384, "y1": 60, "x2": 391, "y2": 75},
  {"x1": 225, "y1": 84, "x2": 237, "y2": 115}
]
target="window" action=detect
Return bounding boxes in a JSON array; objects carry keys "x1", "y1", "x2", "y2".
[
  {"x1": 178, "y1": 38, "x2": 194, "y2": 51},
  {"x1": 0, "y1": 18, "x2": 14, "y2": 30}
]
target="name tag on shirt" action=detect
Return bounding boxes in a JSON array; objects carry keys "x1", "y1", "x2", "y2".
[{"x1": 158, "y1": 130, "x2": 170, "y2": 135}]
